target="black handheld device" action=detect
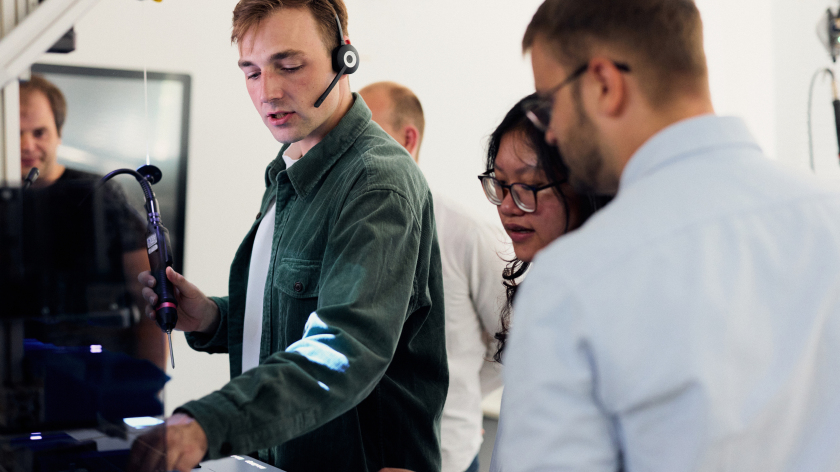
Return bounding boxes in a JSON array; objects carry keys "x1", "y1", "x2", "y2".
[{"x1": 101, "y1": 164, "x2": 177, "y2": 368}]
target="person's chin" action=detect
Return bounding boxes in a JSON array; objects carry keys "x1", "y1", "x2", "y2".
[
  {"x1": 512, "y1": 244, "x2": 537, "y2": 264},
  {"x1": 269, "y1": 119, "x2": 314, "y2": 142},
  {"x1": 269, "y1": 127, "x2": 306, "y2": 144}
]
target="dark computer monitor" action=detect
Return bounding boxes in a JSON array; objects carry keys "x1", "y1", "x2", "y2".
[
  {"x1": 31, "y1": 63, "x2": 190, "y2": 272},
  {"x1": 0, "y1": 67, "x2": 187, "y2": 464}
]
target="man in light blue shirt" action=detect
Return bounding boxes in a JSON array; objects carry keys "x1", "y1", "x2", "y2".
[{"x1": 497, "y1": 0, "x2": 840, "y2": 470}]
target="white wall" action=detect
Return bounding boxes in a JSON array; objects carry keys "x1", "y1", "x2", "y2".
[
  {"x1": 697, "y1": 0, "x2": 777, "y2": 159},
  {"x1": 772, "y1": 0, "x2": 840, "y2": 180},
  {"x1": 697, "y1": 0, "x2": 840, "y2": 180},
  {"x1": 34, "y1": 0, "x2": 840, "y2": 415},
  {"x1": 347, "y1": 0, "x2": 544, "y2": 224}
]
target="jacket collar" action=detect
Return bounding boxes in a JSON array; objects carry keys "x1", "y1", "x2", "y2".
[
  {"x1": 620, "y1": 114, "x2": 762, "y2": 191},
  {"x1": 264, "y1": 93, "x2": 372, "y2": 197}
]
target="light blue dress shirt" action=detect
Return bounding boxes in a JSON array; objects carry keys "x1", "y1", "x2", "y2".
[{"x1": 498, "y1": 115, "x2": 840, "y2": 471}]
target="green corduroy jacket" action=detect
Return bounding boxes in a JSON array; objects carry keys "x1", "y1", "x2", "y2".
[{"x1": 177, "y1": 95, "x2": 448, "y2": 472}]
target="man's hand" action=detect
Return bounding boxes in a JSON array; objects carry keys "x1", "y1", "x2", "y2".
[
  {"x1": 128, "y1": 413, "x2": 208, "y2": 472},
  {"x1": 139, "y1": 267, "x2": 220, "y2": 334},
  {"x1": 164, "y1": 414, "x2": 208, "y2": 472}
]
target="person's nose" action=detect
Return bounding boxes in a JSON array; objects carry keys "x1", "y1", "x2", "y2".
[
  {"x1": 259, "y1": 70, "x2": 284, "y2": 104},
  {"x1": 499, "y1": 188, "x2": 524, "y2": 217},
  {"x1": 20, "y1": 132, "x2": 35, "y2": 153}
]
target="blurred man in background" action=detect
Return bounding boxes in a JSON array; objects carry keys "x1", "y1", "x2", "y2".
[{"x1": 19, "y1": 75, "x2": 162, "y2": 368}]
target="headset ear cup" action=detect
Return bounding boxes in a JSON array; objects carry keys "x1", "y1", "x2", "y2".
[{"x1": 333, "y1": 44, "x2": 359, "y2": 74}]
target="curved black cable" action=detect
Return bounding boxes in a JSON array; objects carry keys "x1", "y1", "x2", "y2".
[{"x1": 101, "y1": 168, "x2": 154, "y2": 203}]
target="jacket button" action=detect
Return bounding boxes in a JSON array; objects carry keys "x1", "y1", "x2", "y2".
[
  {"x1": 256, "y1": 212, "x2": 262, "y2": 220},
  {"x1": 293, "y1": 282, "x2": 304, "y2": 292}
]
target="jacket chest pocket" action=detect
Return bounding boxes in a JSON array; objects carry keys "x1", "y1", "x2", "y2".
[
  {"x1": 273, "y1": 258, "x2": 321, "y2": 349},
  {"x1": 275, "y1": 258, "x2": 321, "y2": 298}
]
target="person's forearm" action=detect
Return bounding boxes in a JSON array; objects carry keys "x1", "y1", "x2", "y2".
[
  {"x1": 123, "y1": 249, "x2": 168, "y2": 368},
  {"x1": 134, "y1": 314, "x2": 167, "y2": 369},
  {"x1": 123, "y1": 249, "x2": 152, "y2": 314}
]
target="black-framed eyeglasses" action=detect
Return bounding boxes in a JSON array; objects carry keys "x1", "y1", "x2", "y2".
[
  {"x1": 523, "y1": 61, "x2": 631, "y2": 132},
  {"x1": 478, "y1": 172, "x2": 564, "y2": 213}
]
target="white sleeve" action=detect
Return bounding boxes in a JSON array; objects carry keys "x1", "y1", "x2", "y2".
[
  {"x1": 468, "y1": 220, "x2": 510, "y2": 394},
  {"x1": 497, "y1": 262, "x2": 619, "y2": 471}
]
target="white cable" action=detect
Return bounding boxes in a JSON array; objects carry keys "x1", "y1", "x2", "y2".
[
  {"x1": 807, "y1": 68, "x2": 835, "y2": 173},
  {"x1": 142, "y1": 0, "x2": 150, "y2": 166}
]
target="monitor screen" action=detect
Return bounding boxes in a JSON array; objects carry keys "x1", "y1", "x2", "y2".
[{"x1": 31, "y1": 63, "x2": 190, "y2": 272}]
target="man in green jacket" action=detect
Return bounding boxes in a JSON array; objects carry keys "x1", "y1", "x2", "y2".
[{"x1": 138, "y1": 1, "x2": 447, "y2": 471}]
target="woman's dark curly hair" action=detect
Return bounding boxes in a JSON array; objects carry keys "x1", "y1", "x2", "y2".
[{"x1": 487, "y1": 94, "x2": 611, "y2": 363}]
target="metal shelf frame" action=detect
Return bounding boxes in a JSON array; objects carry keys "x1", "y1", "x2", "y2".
[{"x1": 0, "y1": 0, "x2": 103, "y2": 185}]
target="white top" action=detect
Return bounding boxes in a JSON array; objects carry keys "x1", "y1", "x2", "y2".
[
  {"x1": 434, "y1": 192, "x2": 509, "y2": 472},
  {"x1": 241, "y1": 146, "x2": 302, "y2": 373},
  {"x1": 498, "y1": 115, "x2": 840, "y2": 471}
]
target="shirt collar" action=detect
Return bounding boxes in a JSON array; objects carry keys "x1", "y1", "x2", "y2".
[
  {"x1": 619, "y1": 114, "x2": 762, "y2": 191},
  {"x1": 264, "y1": 93, "x2": 372, "y2": 196}
]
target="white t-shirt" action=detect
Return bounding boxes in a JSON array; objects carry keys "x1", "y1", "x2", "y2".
[{"x1": 241, "y1": 145, "x2": 302, "y2": 373}]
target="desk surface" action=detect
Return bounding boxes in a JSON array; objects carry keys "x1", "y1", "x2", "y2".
[{"x1": 197, "y1": 455, "x2": 286, "y2": 472}]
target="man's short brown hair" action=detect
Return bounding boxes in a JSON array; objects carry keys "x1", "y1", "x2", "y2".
[
  {"x1": 231, "y1": 0, "x2": 348, "y2": 54},
  {"x1": 523, "y1": 0, "x2": 708, "y2": 106},
  {"x1": 19, "y1": 75, "x2": 67, "y2": 136}
]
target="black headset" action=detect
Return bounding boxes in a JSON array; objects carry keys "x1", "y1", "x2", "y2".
[{"x1": 314, "y1": 14, "x2": 359, "y2": 108}]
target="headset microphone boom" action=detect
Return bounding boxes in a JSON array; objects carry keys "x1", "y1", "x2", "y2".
[{"x1": 314, "y1": 13, "x2": 359, "y2": 108}]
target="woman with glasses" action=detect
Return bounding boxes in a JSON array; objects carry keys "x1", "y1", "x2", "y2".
[
  {"x1": 483, "y1": 95, "x2": 610, "y2": 472},
  {"x1": 482, "y1": 95, "x2": 608, "y2": 472},
  {"x1": 480, "y1": 94, "x2": 610, "y2": 364}
]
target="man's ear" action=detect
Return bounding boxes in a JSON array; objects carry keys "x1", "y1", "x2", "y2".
[
  {"x1": 586, "y1": 57, "x2": 628, "y2": 118},
  {"x1": 403, "y1": 125, "x2": 420, "y2": 161}
]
